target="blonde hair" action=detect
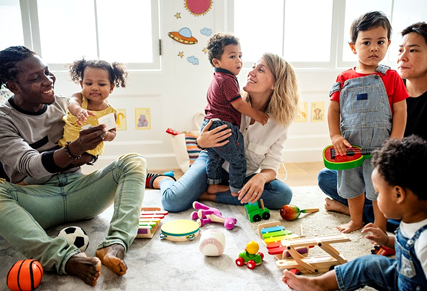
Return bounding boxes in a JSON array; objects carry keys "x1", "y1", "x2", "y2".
[{"x1": 243, "y1": 53, "x2": 300, "y2": 127}]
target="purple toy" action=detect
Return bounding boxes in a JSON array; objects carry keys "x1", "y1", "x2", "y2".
[{"x1": 191, "y1": 201, "x2": 237, "y2": 230}]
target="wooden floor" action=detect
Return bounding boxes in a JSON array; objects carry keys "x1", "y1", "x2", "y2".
[{"x1": 154, "y1": 161, "x2": 324, "y2": 188}]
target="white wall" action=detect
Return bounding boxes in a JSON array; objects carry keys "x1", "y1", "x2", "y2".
[{"x1": 54, "y1": 0, "x2": 340, "y2": 172}]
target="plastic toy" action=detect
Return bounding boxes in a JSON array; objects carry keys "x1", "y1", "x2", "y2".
[
  {"x1": 280, "y1": 204, "x2": 319, "y2": 221},
  {"x1": 58, "y1": 226, "x2": 89, "y2": 251},
  {"x1": 199, "y1": 229, "x2": 226, "y2": 256},
  {"x1": 160, "y1": 219, "x2": 200, "y2": 241},
  {"x1": 138, "y1": 207, "x2": 169, "y2": 238},
  {"x1": 244, "y1": 199, "x2": 270, "y2": 222},
  {"x1": 191, "y1": 201, "x2": 237, "y2": 230},
  {"x1": 235, "y1": 241, "x2": 264, "y2": 269},
  {"x1": 371, "y1": 245, "x2": 396, "y2": 256},
  {"x1": 7, "y1": 259, "x2": 43, "y2": 291},
  {"x1": 275, "y1": 234, "x2": 351, "y2": 274}
]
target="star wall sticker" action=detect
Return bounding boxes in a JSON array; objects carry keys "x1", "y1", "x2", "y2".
[
  {"x1": 178, "y1": 51, "x2": 184, "y2": 58},
  {"x1": 174, "y1": 12, "x2": 181, "y2": 19},
  {"x1": 202, "y1": 48, "x2": 207, "y2": 54}
]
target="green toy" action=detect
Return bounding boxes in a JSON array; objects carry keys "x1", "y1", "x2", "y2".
[
  {"x1": 244, "y1": 199, "x2": 270, "y2": 222},
  {"x1": 235, "y1": 241, "x2": 264, "y2": 269}
]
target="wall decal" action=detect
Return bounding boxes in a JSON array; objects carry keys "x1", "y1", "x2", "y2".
[
  {"x1": 135, "y1": 108, "x2": 151, "y2": 130},
  {"x1": 184, "y1": 0, "x2": 213, "y2": 16},
  {"x1": 200, "y1": 27, "x2": 212, "y2": 36},
  {"x1": 168, "y1": 27, "x2": 198, "y2": 45},
  {"x1": 187, "y1": 56, "x2": 199, "y2": 65},
  {"x1": 116, "y1": 109, "x2": 127, "y2": 131},
  {"x1": 178, "y1": 51, "x2": 184, "y2": 58},
  {"x1": 311, "y1": 102, "x2": 325, "y2": 122},
  {"x1": 202, "y1": 48, "x2": 207, "y2": 54},
  {"x1": 174, "y1": 12, "x2": 181, "y2": 19},
  {"x1": 295, "y1": 102, "x2": 308, "y2": 123}
]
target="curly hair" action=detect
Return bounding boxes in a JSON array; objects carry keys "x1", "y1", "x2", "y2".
[
  {"x1": 0, "y1": 46, "x2": 36, "y2": 86},
  {"x1": 349, "y1": 11, "x2": 392, "y2": 44},
  {"x1": 242, "y1": 53, "x2": 300, "y2": 127},
  {"x1": 68, "y1": 58, "x2": 128, "y2": 88},
  {"x1": 206, "y1": 32, "x2": 240, "y2": 67},
  {"x1": 371, "y1": 135, "x2": 427, "y2": 200}
]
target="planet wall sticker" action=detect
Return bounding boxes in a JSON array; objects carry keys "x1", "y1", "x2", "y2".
[
  {"x1": 168, "y1": 27, "x2": 198, "y2": 45},
  {"x1": 185, "y1": 0, "x2": 213, "y2": 16}
]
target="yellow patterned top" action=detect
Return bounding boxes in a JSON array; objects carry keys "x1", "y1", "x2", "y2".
[{"x1": 58, "y1": 97, "x2": 117, "y2": 156}]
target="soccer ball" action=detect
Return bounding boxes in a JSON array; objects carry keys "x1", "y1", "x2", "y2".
[{"x1": 58, "y1": 226, "x2": 89, "y2": 252}]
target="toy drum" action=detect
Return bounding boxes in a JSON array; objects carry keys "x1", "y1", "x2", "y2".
[{"x1": 160, "y1": 220, "x2": 200, "y2": 241}]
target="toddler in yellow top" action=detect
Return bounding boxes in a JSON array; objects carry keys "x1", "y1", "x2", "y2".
[{"x1": 59, "y1": 58, "x2": 128, "y2": 159}]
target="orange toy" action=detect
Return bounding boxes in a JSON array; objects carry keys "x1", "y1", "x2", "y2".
[
  {"x1": 7, "y1": 259, "x2": 43, "y2": 291},
  {"x1": 280, "y1": 204, "x2": 319, "y2": 221}
]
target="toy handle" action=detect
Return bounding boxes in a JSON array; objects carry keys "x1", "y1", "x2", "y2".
[
  {"x1": 208, "y1": 213, "x2": 225, "y2": 223},
  {"x1": 301, "y1": 208, "x2": 319, "y2": 213}
]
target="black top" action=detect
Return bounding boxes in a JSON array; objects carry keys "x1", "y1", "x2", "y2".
[{"x1": 405, "y1": 90, "x2": 427, "y2": 140}]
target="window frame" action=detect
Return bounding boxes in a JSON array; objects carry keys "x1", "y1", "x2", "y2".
[{"x1": 18, "y1": 0, "x2": 160, "y2": 71}]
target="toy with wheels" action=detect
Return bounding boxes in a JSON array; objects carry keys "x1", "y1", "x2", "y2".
[
  {"x1": 191, "y1": 201, "x2": 237, "y2": 230},
  {"x1": 244, "y1": 199, "x2": 270, "y2": 222},
  {"x1": 235, "y1": 241, "x2": 264, "y2": 269},
  {"x1": 7, "y1": 259, "x2": 43, "y2": 291}
]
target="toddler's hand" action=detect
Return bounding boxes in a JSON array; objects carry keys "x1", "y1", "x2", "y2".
[
  {"x1": 331, "y1": 134, "x2": 352, "y2": 156},
  {"x1": 362, "y1": 223, "x2": 389, "y2": 246},
  {"x1": 76, "y1": 109, "x2": 96, "y2": 126},
  {"x1": 255, "y1": 111, "x2": 269, "y2": 125}
]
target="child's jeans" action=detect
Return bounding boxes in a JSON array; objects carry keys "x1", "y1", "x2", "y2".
[{"x1": 201, "y1": 119, "x2": 246, "y2": 194}]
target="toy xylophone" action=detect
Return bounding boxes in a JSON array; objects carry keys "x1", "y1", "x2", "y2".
[{"x1": 137, "y1": 207, "x2": 169, "y2": 238}]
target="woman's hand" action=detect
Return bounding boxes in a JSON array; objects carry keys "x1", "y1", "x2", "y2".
[
  {"x1": 362, "y1": 223, "x2": 390, "y2": 247},
  {"x1": 197, "y1": 120, "x2": 232, "y2": 149},
  {"x1": 238, "y1": 173, "x2": 266, "y2": 204}
]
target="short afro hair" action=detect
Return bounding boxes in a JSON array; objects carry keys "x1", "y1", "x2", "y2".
[{"x1": 206, "y1": 32, "x2": 240, "y2": 67}]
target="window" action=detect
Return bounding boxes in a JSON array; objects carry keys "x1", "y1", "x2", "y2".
[
  {"x1": 0, "y1": 0, "x2": 24, "y2": 50},
  {"x1": 0, "y1": 0, "x2": 160, "y2": 70},
  {"x1": 233, "y1": 0, "x2": 427, "y2": 69}
]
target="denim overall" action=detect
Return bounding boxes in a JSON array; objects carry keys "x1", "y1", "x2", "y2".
[
  {"x1": 330, "y1": 65, "x2": 392, "y2": 200},
  {"x1": 395, "y1": 225, "x2": 427, "y2": 290},
  {"x1": 335, "y1": 225, "x2": 427, "y2": 291},
  {"x1": 200, "y1": 119, "x2": 246, "y2": 194}
]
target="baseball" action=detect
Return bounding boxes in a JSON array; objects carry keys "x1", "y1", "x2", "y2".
[{"x1": 199, "y1": 229, "x2": 226, "y2": 256}]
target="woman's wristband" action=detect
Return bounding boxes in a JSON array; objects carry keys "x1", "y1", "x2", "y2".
[
  {"x1": 196, "y1": 138, "x2": 206, "y2": 150},
  {"x1": 64, "y1": 142, "x2": 82, "y2": 160}
]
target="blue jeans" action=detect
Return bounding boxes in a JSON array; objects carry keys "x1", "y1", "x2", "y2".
[
  {"x1": 201, "y1": 119, "x2": 246, "y2": 194},
  {"x1": 335, "y1": 254, "x2": 398, "y2": 291},
  {"x1": 160, "y1": 151, "x2": 292, "y2": 212},
  {"x1": 0, "y1": 153, "x2": 146, "y2": 274},
  {"x1": 318, "y1": 168, "x2": 399, "y2": 230}
]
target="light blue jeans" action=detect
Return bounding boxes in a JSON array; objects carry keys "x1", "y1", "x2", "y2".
[
  {"x1": 160, "y1": 151, "x2": 292, "y2": 212},
  {"x1": 0, "y1": 153, "x2": 146, "y2": 274}
]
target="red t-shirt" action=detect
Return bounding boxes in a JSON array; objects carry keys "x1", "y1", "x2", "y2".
[
  {"x1": 204, "y1": 68, "x2": 242, "y2": 126},
  {"x1": 330, "y1": 67, "x2": 409, "y2": 112}
]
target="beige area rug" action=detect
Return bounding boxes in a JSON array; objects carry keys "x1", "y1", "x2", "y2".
[{"x1": 0, "y1": 186, "x2": 386, "y2": 291}]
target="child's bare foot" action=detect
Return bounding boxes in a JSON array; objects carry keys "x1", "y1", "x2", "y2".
[
  {"x1": 337, "y1": 220, "x2": 364, "y2": 233},
  {"x1": 95, "y1": 244, "x2": 127, "y2": 275},
  {"x1": 207, "y1": 184, "x2": 230, "y2": 194},
  {"x1": 324, "y1": 198, "x2": 350, "y2": 215},
  {"x1": 282, "y1": 270, "x2": 322, "y2": 291},
  {"x1": 65, "y1": 252, "x2": 101, "y2": 286}
]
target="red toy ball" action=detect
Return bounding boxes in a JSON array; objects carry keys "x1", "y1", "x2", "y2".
[{"x1": 7, "y1": 259, "x2": 43, "y2": 291}]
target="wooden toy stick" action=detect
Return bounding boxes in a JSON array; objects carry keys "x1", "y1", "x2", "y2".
[{"x1": 301, "y1": 208, "x2": 319, "y2": 213}]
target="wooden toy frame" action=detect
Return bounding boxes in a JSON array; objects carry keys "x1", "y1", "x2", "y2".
[{"x1": 257, "y1": 221, "x2": 350, "y2": 274}]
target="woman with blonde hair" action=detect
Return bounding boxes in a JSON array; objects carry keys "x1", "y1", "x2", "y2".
[{"x1": 150, "y1": 53, "x2": 300, "y2": 212}]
